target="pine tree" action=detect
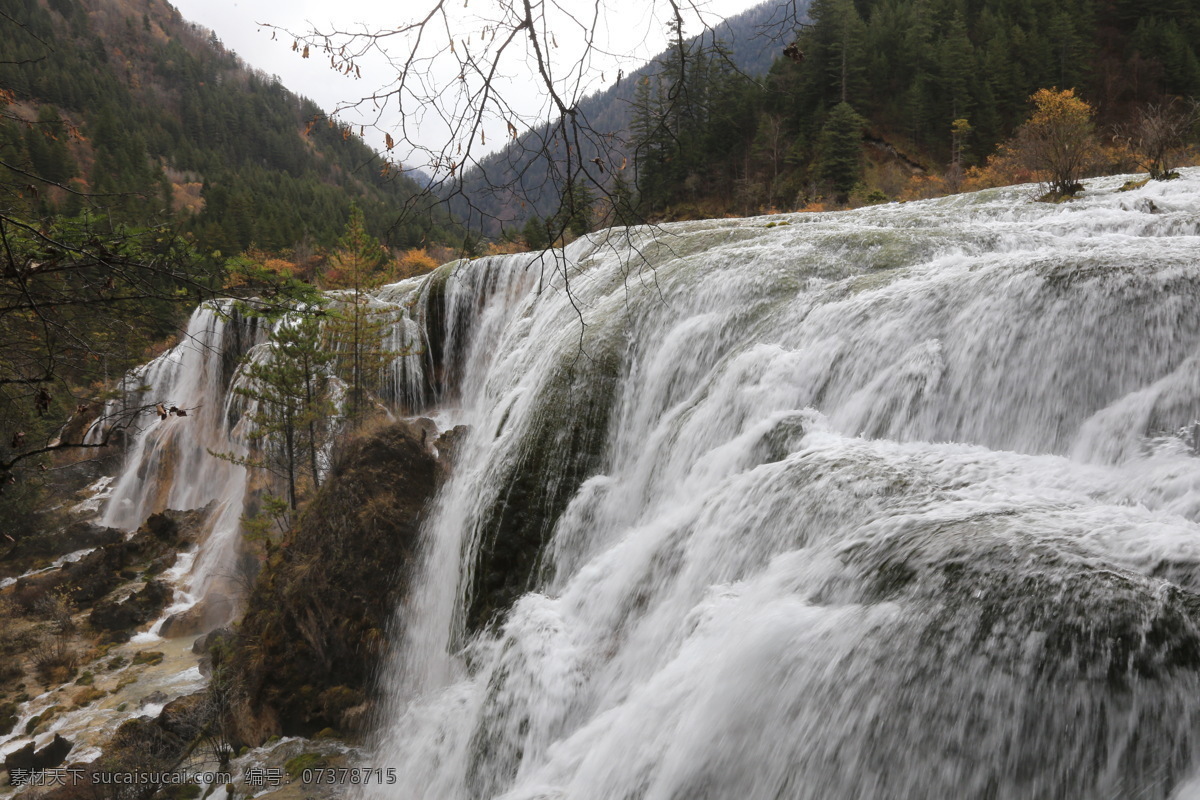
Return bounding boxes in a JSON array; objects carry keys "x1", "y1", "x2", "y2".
[
  {"x1": 817, "y1": 101, "x2": 866, "y2": 202},
  {"x1": 230, "y1": 312, "x2": 335, "y2": 510},
  {"x1": 323, "y1": 204, "x2": 395, "y2": 425},
  {"x1": 522, "y1": 215, "x2": 550, "y2": 250}
]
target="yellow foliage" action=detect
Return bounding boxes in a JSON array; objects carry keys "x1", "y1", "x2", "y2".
[
  {"x1": 395, "y1": 247, "x2": 439, "y2": 279},
  {"x1": 484, "y1": 241, "x2": 526, "y2": 256},
  {"x1": 1009, "y1": 87, "x2": 1100, "y2": 196}
]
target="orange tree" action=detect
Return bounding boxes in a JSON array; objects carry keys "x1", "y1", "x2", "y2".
[{"x1": 1010, "y1": 88, "x2": 1099, "y2": 198}]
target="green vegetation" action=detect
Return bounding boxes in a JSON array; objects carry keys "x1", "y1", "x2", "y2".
[
  {"x1": 231, "y1": 312, "x2": 336, "y2": 510},
  {"x1": 234, "y1": 421, "x2": 439, "y2": 737},
  {"x1": 621, "y1": 0, "x2": 1200, "y2": 219},
  {"x1": 0, "y1": 0, "x2": 462, "y2": 529},
  {"x1": 0, "y1": 0, "x2": 454, "y2": 250}
]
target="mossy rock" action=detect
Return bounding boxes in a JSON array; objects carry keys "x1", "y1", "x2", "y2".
[
  {"x1": 233, "y1": 421, "x2": 439, "y2": 737},
  {"x1": 284, "y1": 752, "x2": 329, "y2": 778},
  {"x1": 132, "y1": 650, "x2": 164, "y2": 666},
  {"x1": 467, "y1": 337, "x2": 624, "y2": 631},
  {"x1": 72, "y1": 686, "x2": 106, "y2": 707}
]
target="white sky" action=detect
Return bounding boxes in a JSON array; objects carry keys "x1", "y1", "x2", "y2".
[{"x1": 168, "y1": 0, "x2": 769, "y2": 168}]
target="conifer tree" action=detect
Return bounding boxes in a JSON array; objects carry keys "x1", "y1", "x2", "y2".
[
  {"x1": 231, "y1": 312, "x2": 335, "y2": 510},
  {"x1": 522, "y1": 215, "x2": 550, "y2": 250},
  {"x1": 817, "y1": 102, "x2": 866, "y2": 202},
  {"x1": 323, "y1": 204, "x2": 395, "y2": 425}
]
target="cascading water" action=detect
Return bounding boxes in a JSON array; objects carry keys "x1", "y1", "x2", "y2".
[
  {"x1": 359, "y1": 171, "x2": 1200, "y2": 799},
  {"x1": 98, "y1": 302, "x2": 264, "y2": 602}
]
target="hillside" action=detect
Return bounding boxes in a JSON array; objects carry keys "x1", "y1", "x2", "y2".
[
  {"x1": 0, "y1": 0, "x2": 455, "y2": 253},
  {"x1": 634, "y1": 0, "x2": 1199, "y2": 216},
  {"x1": 455, "y1": 0, "x2": 1199, "y2": 237},
  {"x1": 448, "y1": 0, "x2": 802, "y2": 237}
]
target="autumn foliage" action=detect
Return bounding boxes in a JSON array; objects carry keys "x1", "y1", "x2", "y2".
[{"x1": 1005, "y1": 88, "x2": 1100, "y2": 197}]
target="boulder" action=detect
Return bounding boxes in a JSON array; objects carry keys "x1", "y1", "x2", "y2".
[
  {"x1": 195, "y1": 627, "x2": 236, "y2": 678},
  {"x1": 232, "y1": 420, "x2": 440, "y2": 738},
  {"x1": 159, "y1": 594, "x2": 234, "y2": 638},
  {"x1": 88, "y1": 580, "x2": 171, "y2": 640},
  {"x1": 3, "y1": 733, "x2": 73, "y2": 773}
]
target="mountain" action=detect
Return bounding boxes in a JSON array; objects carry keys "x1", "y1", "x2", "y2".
[
  {"x1": 0, "y1": 0, "x2": 455, "y2": 253},
  {"x1": 449, "y1": 0, "x2": 806, "y2": 236},
  {"x1": 455, "y1": 0, "x2": 1200, "y2": 234}
]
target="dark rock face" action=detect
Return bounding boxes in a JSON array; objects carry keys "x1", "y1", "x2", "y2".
[
  {"x1": 88, "y1": 579, "x2": 171, "y2": 640},
  {"x1": 468, "y1": 348, "x2": 621, "y2": 632},
  {"x1": 232, "y1": 420, "x2": 441, "y2": 740},
  {"x1": 12, "y1": 507, "x2": 207, "y2": 610},
  {"x1": 4, "y1": 733, "x2": 73, "y2": 774},
  {"x1": 0, "y1": 522, "x2": 121, "y2": 570},
  {"x1": 0, "y1": 702, "x2": 17, "y2": 737}
]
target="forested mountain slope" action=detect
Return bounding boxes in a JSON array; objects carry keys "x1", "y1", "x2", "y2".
[
  {"x1": 634, "y1": 0, "x2": 1200, "y2": 215},
  {"x1": 0, "y1": 0, "x2": 454, "y2": 252},
  {"x1": 448, "y1": 1, "x2": 800, "y2": 237},
  {"x1": 455, "y1": 0, "x2": 1198, "y2": 236}
]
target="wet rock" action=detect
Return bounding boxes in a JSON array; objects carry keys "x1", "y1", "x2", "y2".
[
  {"x1": 3, "y1": 733, "x2": 73, "y2": 773},
  {"x1": 0, "y1": 521, "x2": 121, "y2": 567},
  {"x1": 158, "y1": 692, "x2": 210, "y2": 740},
  {"x1": 338, "y1": 702, "x2": 373, "y2": 735},
  {"x1": 139, "y1": 690, "x2": 168, "y2": 708},
  {"x1": 160, "y1": 594, "x2": 234, "y2": 638},
  {"x1": 435, "y1": 424, "x2": 471, "y2": 473},
  {"x1": 145, "y1": 551, "x2": 178, "y2": 576},
  {"x1": 195, "y1": 627, "x2": 236, "y2": 678},
  {"x1": 468, "y1": 343, "x2": 622, "y2": 631},
  {"x1": 233, "y1": 420, "x2": 439, "y2": 739},
  {"x1": 88, "y1": 579, "x2": 171, "y2": 640},
  {"x1": 193, "y1": 626, "x2": 236, "y2": 656},
  {"x1": 54, "y1": 543, "x2": 129, "y2": 605},
  {"x1": 125, "y1": 506, "x2": 210, "y2": 563},
  {"x1": 0, "y1": 702, "x2": 18, "y2": 737}
]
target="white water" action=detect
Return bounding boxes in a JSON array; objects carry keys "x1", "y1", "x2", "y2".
[
  {"x1": 98, "y1": 303, "x2": 263, "y2": 601},
  {"x1": 358, "y1": 172, "x2": 1200, "y2": 799}
]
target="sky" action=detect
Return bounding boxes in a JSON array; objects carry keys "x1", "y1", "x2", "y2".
[{"x1": 168, "y1": 0, "x2": 770, "y2": 168}]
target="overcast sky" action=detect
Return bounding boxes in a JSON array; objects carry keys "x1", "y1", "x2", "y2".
[{"x1": 168, "y1": 0, "x2": 768, "y2": 167}]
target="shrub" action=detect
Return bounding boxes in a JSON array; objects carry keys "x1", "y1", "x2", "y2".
[{"x1": 1008, "y1": 88, "x2": 1100, "y2": 198}]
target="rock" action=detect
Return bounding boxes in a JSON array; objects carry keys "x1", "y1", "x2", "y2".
[
  {"x1": 435, "y1": 424, "x2": 471, "y2": 472},
  {"x1": 55, "y1": 542, "x2": 130, "y2": 605},
  {"x1": 3, "y1": 733, "x2": 73, "y2": 772},
  {"x1": 132, "y1": 650, "x2": 164, "y2": 666},
  {"x1": 339, "y1": 702, "x2": 373, "y2": 735},
  {"x1": 0, "y1": 522, "x2": 121, "y2": 565},
  {"x1": 233, "y1": 420, "x2": 439, "y2": 738},
  {"x1": 160, "y1": 594, "x2": 234, "y2": 638},
  {"x1": 158, "y1": 692, "x2": 209, "y2": 740},
  {"x1": 139, "y1": 690, "x2": 168, "y2": 708},
  {"x1": 196, "y1": 628, "x2": 236, "y2": 677},
  {"x1": 88, "y1": 579, "x2": 171, "y2": 639},
  {"x1": 192, "y1": 626, "x2": 235, "y2": 656}
]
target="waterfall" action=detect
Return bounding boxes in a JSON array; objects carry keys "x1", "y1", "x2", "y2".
[
  {"x1": 98, "y1": 302, "x2": 264, "y2": 600},
  {"x1": 360, "y1": 171, "x2": 1200, "y2": 799}
]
